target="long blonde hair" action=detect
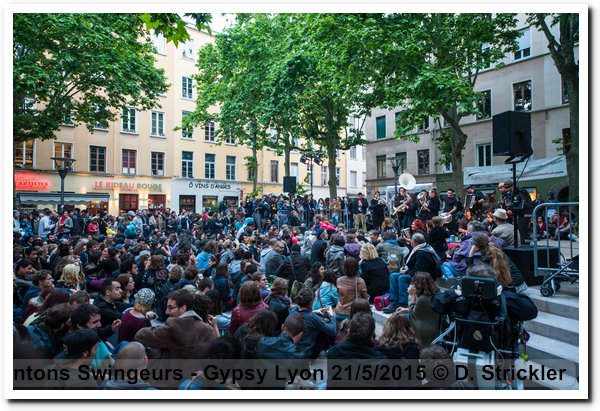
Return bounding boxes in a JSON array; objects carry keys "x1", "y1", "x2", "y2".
[{"x1": 58, "y1": 263, "x2": 83, "y2": 289}]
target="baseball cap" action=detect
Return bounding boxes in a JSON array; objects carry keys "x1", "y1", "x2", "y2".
[{"x1": 54, "y1": 329, "x2": 100, "y2": 362}]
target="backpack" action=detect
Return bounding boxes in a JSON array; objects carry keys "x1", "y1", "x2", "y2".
[
  {"x1": 387, "y1": 251, "x2": 400, "y2": 273},
  {"x1": 374, "y1": 294, "x2": 391, "y2": 311}
]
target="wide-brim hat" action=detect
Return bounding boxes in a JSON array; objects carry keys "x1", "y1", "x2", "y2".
[{"x1": 492, "y1": 208, "x2": 508, "y2": 220}]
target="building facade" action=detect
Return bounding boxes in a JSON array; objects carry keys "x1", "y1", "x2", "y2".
[
  {"x1": 365, "y1": 15, "x2": 575, "y2": 202},
  {"x1": 14, "y1": 24, "x2": 348, "y2": 215}
]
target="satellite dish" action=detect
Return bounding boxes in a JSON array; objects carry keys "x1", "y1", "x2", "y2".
[{"x1": 398, "y1": 173, "x2": 416, "y2": 190}]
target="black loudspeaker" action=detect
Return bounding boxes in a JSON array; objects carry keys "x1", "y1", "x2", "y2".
[
  {"x1": 492, "y1": 111, "x2": 533, "y2": 157},
  {"x1": 503, "y1": 246, "x2": 560, "y2": 286},
  {"x1": 283, "y1": 176, "x2": 296, "y2": 193}
]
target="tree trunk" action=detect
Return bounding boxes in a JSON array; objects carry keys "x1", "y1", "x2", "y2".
[
  {"x1": 284, "y1": 131, "x2": 291, "y2": 177},
  {"x1": 443, "y1": 107, "x2": 468, "y2": 200},
  {"x1": 251, "y1": 146, "x2": 258, "y2": 192},
  {"x1": 327, "y1": 141, "x2": 338, "y2": 199},
  {"x1": 567, "y1": 76, "x2": 578, "y2": 201}
]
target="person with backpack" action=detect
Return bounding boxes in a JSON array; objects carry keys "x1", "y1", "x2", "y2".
[
  {"x1": 275, "y1": 244, "x2": 311, "y2": 294},
  {"x1": 383, "y1": 232, "x2": 442, "y2": 314},
  {"x1": 376, "y1": 231, "x2": 408, "y2": 272}
]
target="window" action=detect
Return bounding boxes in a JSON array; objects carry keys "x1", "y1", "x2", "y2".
[
  {"x1": 15, "y1": 141, "x2": 34, "y2": 169},
  {"x1": 204, "y1": 122, "x2": 215, "y2": 141},
  {"x1": 121, "y1": 107, "x2": 136, "y2": 133},
  {"x1": 122, "y1": 149, "x2": 136, "y2": 175},
  {"x1": 514, "y1": 28, "x2": 531, "y2": 60},
  {"x1": 476, "y1": 143, "x2": 492, "y2": 167},
  {"x1": 477, "y1": 90, "x2": 492, "y2": 120},
  {"x1": 151, "y1": 111, "x2": 165, "y2": 137},
  {"x1": 205, "y1": 154, "x2": 215, "y2": 179},
  {"x1": 336, "y1": 167, "x2": 340, "y2": 186},
  {"x1": 290, "y1": 162, "x2": 298, "y2": 177},
  {"x1": 418, "y1": 117, "x2": 430, "y2": 131},
  {"x1": 362, "y1": 146, "x2": 366, "y2": 160},
  {"x1": 203, "y1": 196, "x2": 218, "y2": 211},
  {"x1": 119, "y1": 194, "x2": 138, "y2": 211},
  {"x1": 182, "y1": 76, "x2": 193, "y2": 99},
  {"x1": 270, "y1": 160, "x2": 279, "y2": 183},
  {"x1": 152, "y1": 31, "x2": 166, "y2": 54},
  {"x1": 376, "y1": 116, "x2": 386, "y2": 139},
  {"x1": 179, "y1": 195, "x2": 196, "y2": 213},
  {"x1": 182, "y1": 39, "x2": 194, "y2": 59},
  {"x1": 395, "y1": 152, "x2": 407, "y2": 173},
  {"x1": 561, "y1": 76, "x2": 570, "y2": 104},
  {"x1": 350, "y1": 171, "x2": 357, "y2": 188},
  {"x1": 226, "y1": 156, "x2": 236, "y2": 180},
  {"x1": 376, "y1": 155, "x2": 386, "y2": 179},
  {"x1": 53, "y1": 142, "x2": 73, "y2": 169},
  {"x1": 350, "y1": 146, "x2": 357, "y2": 159},
  {"x1": 62, "y1": 101, "x2": 74, "y2": 126},
  {"x1": 23, "y1": 98, "x2": 36, "y2": 111},
  {"x1": 89, "y1": 146, "x2": 106, "y2": 173},
  {"x1": 225, "y1": 131, "x2": 235, "y2": 145},
  {"x1": 92, "y1": 104, "x2": 108, "y2": 129},
  {"x1": 441, "y1": 162, "x2": 453, "y2": 174},
  {"x1": 181, "y1": 151, "x2": 193, "y2": 178},
  {"x1": 181, "y1": 111, "x2": 193, "y2": 139},
  {"x1": 152, "y1": 152, "x2": 165, "y2": 176},
  {"x1": 321, "y1": 166, "x2": 328, "y2": 186},
  {"x1": 417, "y1": 149, "x2": 430, "y2": 175},
  {"x1": 513, "y1": 80, "x2": 532, "y2": 112},
  {"x1": 291, "y1": 136, "x2": 299, "y2": 151},
  {"x1": 148, "y1": 194, "x2": 166, "y2": 211}
]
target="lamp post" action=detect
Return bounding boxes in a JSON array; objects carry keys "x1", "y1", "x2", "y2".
[
  {"x1": 300, "y1": 151, "x2": 322, "y2": 195},
  {"x1": 388, "y1": 156, "x2": 404, "y2": 207},
  {"x1": 51, "y1": 157, "x2": 76, "y2": 213}
]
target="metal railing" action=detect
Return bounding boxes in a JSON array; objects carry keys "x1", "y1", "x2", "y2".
[{"x1": 531, "y1": 202, "x2": 579, "y2": 296}]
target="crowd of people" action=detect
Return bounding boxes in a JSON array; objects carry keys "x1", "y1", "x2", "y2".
[{"x1": 12, "y1": 181, "x2": 557, "y2": 390}]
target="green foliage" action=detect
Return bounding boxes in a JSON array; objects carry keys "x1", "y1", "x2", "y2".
[
  {"x1": 295, "y1": 183, "x2": 308, "y2": 196},
  {"x1": 140, "y1": 13, "x2": 212, "y2": 46},
  {"x1": 13, "y1": 13, "x2": 169, "y2": 143}
]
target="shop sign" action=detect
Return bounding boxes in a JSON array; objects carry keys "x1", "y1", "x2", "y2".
[
  {"x1": 14, "y1": 172, "x2": 51, "y2": 191},
  {"x1": 93, "y1": 181, "x2": 163, "y2": 192},
  {"x1": 187, "y1": 181, "x2": 238, "y2": 191}
]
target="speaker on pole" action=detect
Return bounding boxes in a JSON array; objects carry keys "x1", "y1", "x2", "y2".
[
  {"x1": 283, "y1": 176, "x2": 296, "y2": 194},
  {"x1": 492, "y1": 111, "x2": 533, "y2": 158}
]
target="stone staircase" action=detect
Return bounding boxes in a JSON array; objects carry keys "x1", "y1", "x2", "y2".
[{"x1": 371, "y1": 281, "x2": 580, "y2": 390}]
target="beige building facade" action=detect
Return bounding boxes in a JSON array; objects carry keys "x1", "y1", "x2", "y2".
[{"x1": 15, "y1": 25, "x2": 348, "y2": 215}]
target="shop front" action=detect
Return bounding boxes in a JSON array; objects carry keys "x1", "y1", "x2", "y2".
[
  {"x1": 14, "y1": 170, "x2": 172, "y2": 216},
  {"x1": 172, "y1": 179, "x2": 241, "y2": 214}
]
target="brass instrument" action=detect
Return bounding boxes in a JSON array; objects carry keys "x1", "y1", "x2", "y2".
[{"x1": 392, "y1": 198, "x2": 409, "y2": 216}]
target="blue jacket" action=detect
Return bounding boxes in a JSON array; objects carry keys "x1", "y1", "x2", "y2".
[
  {"x1": 312, "y1": 282, "x2": 339, "y2": 310},
  {"x1": 196, "y1": 251, "x2": 212, "y2": 271},
  {"x1": 290, "y1": 307, "x2": 337, "y2": 359},
  {"x1": 256, "y1": 333, "x2": 306, "y2": 360}
]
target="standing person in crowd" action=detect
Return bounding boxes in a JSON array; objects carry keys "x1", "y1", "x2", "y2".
[
  {"x1": 427, "y1": 216, "x2": 450, "y2": 261},
  {"x1": 441, "y1": 189, "x2": 460, "y2": 234},
  {"x1": 310, "y1": 228, "x2": 329, "y2": 266},
  {"x1": 57, "y1": 211, "x2": 73, "y2": 239},
  {"x1": 325, "y1": 234, "x2": 346, "y2": 277},
  {"x1": 38, "y1": 209, "x2": 55, "y2": 240},
  {"x1": 370, "y1": 191, "x2": 387, "y2": 231},
  {"x1": 353, "y1": 193, "x2": 368, "y2": 233}
]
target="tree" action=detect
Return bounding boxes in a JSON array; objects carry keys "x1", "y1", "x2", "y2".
[
  {"x1": 280, "y1": 14, "x2": 374, "y2": 198},
  {"x1": 363, "y1": 14, "x2": 520, "y2": 198},
  {"x1": 528, "y1": 13, "x2": 579, "y2": 201},
  {"x1": 13, "y1": 13, "x2": 169, "y2": 144},
  {"x1": 185, "y1": 15, "x2": 274, "y2": 193},
  {"x1": 140, "y1": 13, "x2": 212, "y2": 46}
]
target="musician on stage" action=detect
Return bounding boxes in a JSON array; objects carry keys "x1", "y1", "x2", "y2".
[
  {"x1": 464, "y1": 185, "x2": 485, "y2": 221},
  {"x1": 419, "y1": 188, "x2": 441, "y2": 221},
  {"x1": 370, "y1": 191, "x2": 387, "y2": 231},
  {"x1": 392, "y1": 187, "x2": 407, "y2": 231},
  {"x1": 441, "y1": 188, "x2": 460, "y2": 234}
]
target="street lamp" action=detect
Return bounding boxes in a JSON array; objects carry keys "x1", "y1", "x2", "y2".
[
  {"x1": 388, "y1": 156, "x2": 404, "y2": 206},
  {"x1": 300, "y1": 151, "x2": 322, "y2": 195},
  {"x1": 51, "y1": 157, "x2": 76, "y2": 213}
]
